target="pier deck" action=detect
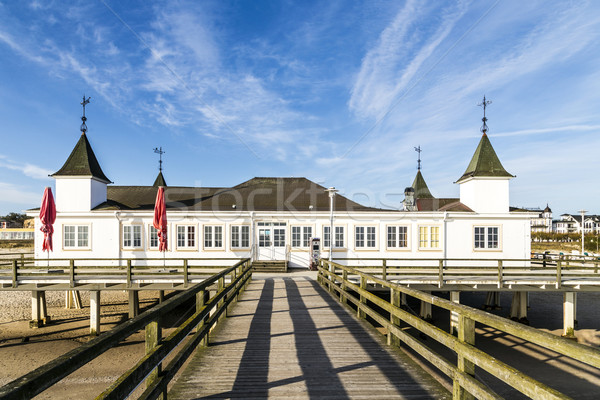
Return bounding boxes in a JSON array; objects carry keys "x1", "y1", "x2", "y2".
[{"x1": 168, "y1": 273, "x2": 449, "y2": 399}]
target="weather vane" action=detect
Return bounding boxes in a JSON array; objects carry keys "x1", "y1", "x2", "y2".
[
  {"x1": 414, "y1": 145, "x2": 422, "y2": 170},
  {"x1": 478, "y1": 95, "x2": 492, "y2": 134},
  {"x1": 80, "y1": 95, "x2": 91, "y2": 134},
  {"x1": 154, "y1": 147, "x2": 165, "y2": 172}
]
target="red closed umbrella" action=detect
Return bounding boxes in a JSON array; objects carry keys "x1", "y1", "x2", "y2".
[
  {"x1": 39, "y1": 187, "x2": 56, "y2": 252},
  {"x1": 153, "y1": 186, "x2": 168, "y2": 252}
]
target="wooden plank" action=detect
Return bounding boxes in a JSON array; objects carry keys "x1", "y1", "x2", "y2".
[{"x1": 168, "y1": 276, "x2": 448, "y2": 399}]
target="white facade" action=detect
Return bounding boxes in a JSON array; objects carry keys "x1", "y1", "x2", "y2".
[
  {"x1": 459, "y1": 177, "x2": 510, "y2": 214},
  {"x1": 55, "y1": 177, "x2": 107, "y2": 212}
]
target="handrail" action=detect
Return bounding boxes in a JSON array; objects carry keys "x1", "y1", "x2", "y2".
[
  {"x1": 0, "y1": 258, "x2": 252, "y2": 400},
  {"x1": 318, "y1": 259, "x2": 600, "y2": 399},
  {"x1": 0, "y1": 257, "x2": 248, "y2": 290}
]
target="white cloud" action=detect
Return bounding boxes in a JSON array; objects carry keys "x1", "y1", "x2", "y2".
[
  {"x1": 0, "y1": 157, "x2": 53, "y2": 180},
  {"x1": 0, "y1": 182, "x2": 42, "y2": 207}
]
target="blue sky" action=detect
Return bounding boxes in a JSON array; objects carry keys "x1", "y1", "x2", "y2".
[{"x1": 1, "y1": 0, "x2": 599, "y2": 217}]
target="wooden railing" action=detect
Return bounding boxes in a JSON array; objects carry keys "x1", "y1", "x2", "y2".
[
  {"x1": 318, "y1": 259, "x2": 600, "y2": 400},
  {"x1": 0, "y1": 257, "x2": 245, "y2": 290},
  {"x1": 0, "y1": 258, "x2": 252, "y2": 400},
  {"x1": 332, "y1": 257, "x2": 600, "y2": 289}
]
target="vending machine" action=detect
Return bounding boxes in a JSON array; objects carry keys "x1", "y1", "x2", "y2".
[{"x1": 309, "y1": 238, "x2": 321, "y2": 271}]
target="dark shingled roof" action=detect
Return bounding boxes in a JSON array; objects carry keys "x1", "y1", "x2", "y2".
[
  {"x1": 52, "y1": 133, "x2": 111, "y2": 183},
  {"x1": 411, "y1": 170, "x2": 433, "y2": 199},
  {"x1": 456, "y1": 133, "x2": 514, "y2": 183},
  {"x1": 153, "y1": 171, "x2": 167, "y2": 187},
  {"x1": 93, "y1": 177, "x2": 384, "y2": 212},
  {"x1": 416, "y1": 198, "x2": 473, "y2": 212}
]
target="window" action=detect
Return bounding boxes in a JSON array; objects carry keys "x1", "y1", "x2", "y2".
[
  {"x1": 123, "y1": 225, "x2": 142, "y2": 248},
  {"x1": 419, "y1": 226, "x2": 440, "y2": 249},
  {"x1": 177, "y1": 225, "x2": 196, "y2": 249},
  {"x1": 355, "y1": 226, "x2": 377, "y2": 248},
  {"x1": 292, "y1": 226, "x2": 312, "y2": 247},
  {"x1": 387, "y1": 226, "x2": 408, "y2": 248},
  {"x1": 149, "y1": 226, "x2": 159, "y2": 249},
  {"x1": 64, "y1": 225, "x2": 89, "y2": 248},
  {"x1": 474, "y1": 226, "x2": 499, "y2": 249},
  {"x1": 204, "y1": 225, "x2": 223, "y2": 248},
  {"x1": 231, "y1": 225, "x2": 250, "y2": 248},
  {"x1": 323, "y1": 226, "x2": 344, "y2": 248}
]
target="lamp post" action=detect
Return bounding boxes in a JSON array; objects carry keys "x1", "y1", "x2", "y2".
[
  {"x1": 325, "y1": 187, "x2": 339, "y2": 262},
  {"x1": 579, "y1": 209, "x2": 587, "y2": 255}
]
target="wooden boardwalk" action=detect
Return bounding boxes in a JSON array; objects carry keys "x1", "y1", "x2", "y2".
[{"x1": 169, "y1": 274, "x2": 449, "y2": 399}]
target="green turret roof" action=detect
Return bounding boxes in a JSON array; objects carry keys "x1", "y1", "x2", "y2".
[
  {"x1": 412, "y1": 170, "x2": 433, "y2": 199},
  {"x1": 153, "y1": 171, "x2": 167, "y2": 187},
  {"x1": 52, "y1": 133, "x2": 111, "y2": 183},
  {"x1": 456, "y1": 133, "x2": 514, "y2": 183}
]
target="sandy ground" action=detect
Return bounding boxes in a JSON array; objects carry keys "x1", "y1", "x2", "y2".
[{"x1": 1, "y1": 265, "x2": 599, "y2": 398}]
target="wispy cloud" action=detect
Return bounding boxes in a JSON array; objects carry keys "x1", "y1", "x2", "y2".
[
  {"x1": 0, "y1": 156, "x2": 53, "y2": 180},
  {"x1": 0, "y1": 182, "x2": 43, "y2": 208}
]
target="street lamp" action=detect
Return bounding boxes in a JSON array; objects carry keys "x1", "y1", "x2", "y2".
[
  {"x1": 579, "y1": 209, "x2": 587, "y2": 255},
  {"x1": 325, "y1": 187, "x2": 339, "y2": 262}
]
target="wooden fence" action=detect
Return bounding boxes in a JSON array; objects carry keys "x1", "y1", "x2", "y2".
[
  {"x1": 318, "y1": 259, "x2": 600, "y2": 400},
  {"x1": 0, "y1": 257, "x2": 245, "y2": 290},
  {"x1": 332, "y1": 257, "x2": 600, "y2": 290},
  {"x1": 0, "y1": 258, "x2": 252, "y2": 400}
]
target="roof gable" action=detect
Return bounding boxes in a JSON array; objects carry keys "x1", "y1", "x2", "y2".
[
  {"x1": 153, "y1": 171, "x2": 167, "y2": 187},
  {"x1": 411, "y1": 170, "x2": 433, "y2": 199},
  {"x1": 456, "y1": 134, "x2": 513, "y2": 183},
  {"x1": 52, "y1": 133, "x2": 111, "y2": 183}
]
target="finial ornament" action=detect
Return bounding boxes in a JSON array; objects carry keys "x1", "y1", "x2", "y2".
[
  {"x1": 414, "y1": 145, "x2": 422, "y2": 170},
  {"x1": 154, "y1": 147, "x2": 165, "y2": 172},
  {"x1": 80, "y1": 95, "x2": 91, "y2": 134},
  {"x1": 478, "y1": 95, "x2": 492, "y2": 134}
]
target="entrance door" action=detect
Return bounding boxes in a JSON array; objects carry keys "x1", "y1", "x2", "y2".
[{"x1": 257, "y1": 222, "x2": 287, "y2": 260}]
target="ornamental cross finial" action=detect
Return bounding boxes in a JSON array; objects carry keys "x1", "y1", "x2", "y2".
[
  {"x1": 80, "y1": 95, "x2": 91, "y2": 134},
  {"x1": 478, "y1": 95, "x2": 492, "y2": 134},
  {"x1": 414, "y1": 145, "x2": 422, "y2": 170},
  {"x1": 154, "y1": 147, "x2": 165, "y2": 172}
]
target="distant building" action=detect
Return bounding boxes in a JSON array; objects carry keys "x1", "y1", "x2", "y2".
[
  {"x1": 526, "y1": 205, "x2": 553, "y2": 233},
  {"x1": 0, "y1": 228, "x2": 34, "y2": 240},
  {"x1": 554, "y1": 214, "x2": 600, "y2": 234}
]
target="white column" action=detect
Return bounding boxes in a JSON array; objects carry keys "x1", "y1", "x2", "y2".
[
  {"x1": 90, "y1": 291, "x2": 101, "y2": 336},
  {"x1": 563, "y1": 292, "x2": 576, "y2": 338}
]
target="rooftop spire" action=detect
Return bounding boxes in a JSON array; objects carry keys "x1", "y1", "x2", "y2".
[
  {"x1": 80, "y1": 95, "x2": 91, "y2": 135},
  {"x1": 414, "y1": 145, "x2": 422, "y2": 170},
  {"x1": 154, "y1": 147, "x2": 165, "y2": 172},
  {"x1": 478, "y1": 95, "x2": 492, "y2": 135}
]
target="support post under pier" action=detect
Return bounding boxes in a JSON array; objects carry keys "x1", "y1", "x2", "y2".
[
  {"x1": 563, "y1": 292, "x2": 577, "y2": 339},
  {"x1": 509, "y1": 291, "x2": 528, "y2": 323},
  {"x1": 420, "y1": 292, "x2": 432, "y2": 321},
  {"x1": 129, "y1": 291, "x2": 139, "y2": 318},
  {"x1": 90, "y1": 290, "x2": 101, "y2": 336},
  {"x1": 30, "y1": 290, "x2": 48, "y2": 328}
]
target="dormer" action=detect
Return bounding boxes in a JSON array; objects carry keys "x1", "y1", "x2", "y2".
[
  {"x1": 456, "y1": 133, "x2": 514, "y2": 213},
  {"x1": 51, "y1": 132, "x2": 111, "y2": 212}
]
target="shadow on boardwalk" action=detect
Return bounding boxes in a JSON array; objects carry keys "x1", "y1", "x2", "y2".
[{"x1": 169, "y1": 275, "x2": 448, "y2": 399}]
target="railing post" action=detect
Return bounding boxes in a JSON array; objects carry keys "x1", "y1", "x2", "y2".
[
  {"x1": 389, "y1": 287, "x2": 400, "y2": 346},
  {"x1": 382, "y1": 259, "x2": 387, "y2": 281},
  {"x1": 218, "y1": 276, "x2": 225, "y2": 319},
  {"x1": 126, "y1": 259, "x2": 132, "y2": 288},
  {"x1": 438, "y1": 259, "x2": 444, "y2": 288},
  {"x1": 341, "y1": 269, "x2": 348, "y2": 304},
  {"x1": 197, "y1": 289, "x2": 208, "y2": 346},
  {"x1": 183, "y1": 259, "x2": 189, "y2": 287},
  {"x1": 20, "y1": 253, "x2": 24, "y2": 268},
  {"x1": 358, "y1": 276, "x2": 367, "y2": 319},
  {"x1": 556, "y1": 259, "x2": 562, "y2": 289},
  {"x1": 12, "y1": 259, "x2": 17, "y2": 288},
  {"x1": 70, "y1": 259, "x2": 75, "y2": 288},
  {"x1": 145, "y1": 319, "x2": 163, "y2": 399},
  {"x1": 497, "y1": 260, "x2": 503, "y2": 289},
  {"x1": 453, "y1": 314, "x2": 475, "y2": 400}
]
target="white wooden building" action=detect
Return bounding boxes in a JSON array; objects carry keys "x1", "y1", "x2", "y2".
[{"x1": 28, "y1": 128, "x2": 535, "y2": 268}]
